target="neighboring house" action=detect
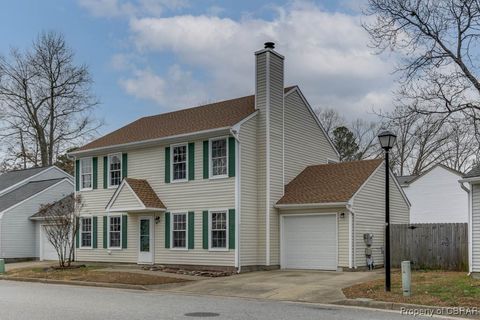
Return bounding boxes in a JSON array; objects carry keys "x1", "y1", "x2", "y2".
[
  {"x1": 398, "y1": 164, "x2": 468, "y2": 223},
  {"x1": 0, "y1": 166, "x2": 73, "y2": 261},
  {"x1": 459, "y1": 165, "x2": 480, "y2": 278},
  {"x1": 69, "y1": 43, "x2": 410, "y2": 271}
]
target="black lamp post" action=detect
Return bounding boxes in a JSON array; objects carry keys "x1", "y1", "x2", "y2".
[{"x1": 378, "y1": 130, "x2": 396, "y2": 292}]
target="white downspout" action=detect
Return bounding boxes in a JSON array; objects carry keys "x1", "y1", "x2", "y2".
[
  {"x1": 231, "y1": 128, "x2": 241, "y2": 273},
  {"x1": 347, "y1": 201, "x2": 357, "y2": 269},
  {"x1": 460, "y1": 181, "x2": 472, "y2": 274}
]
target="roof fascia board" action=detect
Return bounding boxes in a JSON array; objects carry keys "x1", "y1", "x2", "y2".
[
  {"x1": 70, "y1": 126, "x2": 232, "y2": 157},
  {"x1": 285, "y1": 87, "x2": 341, "y2": 159},
  {"x1": 275, "y1": 202, "x2": 348, "y2": 209}
]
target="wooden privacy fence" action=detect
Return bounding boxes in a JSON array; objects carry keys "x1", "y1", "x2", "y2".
[{"x1": 390, "y1": 223, "x2": 468, "y2": 271}]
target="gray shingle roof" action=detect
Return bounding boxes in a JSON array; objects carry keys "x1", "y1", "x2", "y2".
[
  {"x1": 0, "y1": 178, "x2": 66, "y2": 213},
  {"x1": 30, "y1": 193, "x2": 73, "y2": 219},
  {"x1": 464, "y1": 165, "x2": 480, "y2": 178},
  {"x1": 396, "y1": 175, "x2": 417, "y2": 186},
  {"x1": 0, "y1": 167, "x2": 49, "y2": 193}
]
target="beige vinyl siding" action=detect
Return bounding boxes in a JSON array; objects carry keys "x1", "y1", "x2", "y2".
[
  {"x1": 352, "y1": 165, "x2": 410, "y2": 267},
  {"x1": 255, "y1": 52, "x2": 267, "y2": 266},
  {"x1": 284, "y1": 91, "x2": 339, "y2": 185},
  {"x1": 77, "y1": 214, "x2": 138, "y2": 263},
  {"x1": 76, "y1": 138, "x2": 235, "y2": 266},
  {"x1": 472, "y1": 184, "x2": 480, "y2": 272},
  {"x1": 109, "y1": 186, "x2": 142, "y2": 210},
  {"x1": 239, "y1": 115, "x2": 259, "y2": 266},
  {"x1": 277, "y1": 207, "x2": 348, "y2": 268},
  {"x1": 267, "y1": 54, "x2": 284, "y2": 266}
]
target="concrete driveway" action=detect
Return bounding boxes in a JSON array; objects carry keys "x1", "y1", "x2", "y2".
[{"x1": 159, "y1": 269, "x2": 382, "y2": 303}]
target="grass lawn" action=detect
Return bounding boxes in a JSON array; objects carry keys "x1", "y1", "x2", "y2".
[
  {"x1": 6, "y1": 265, "x2": 189, "y2": 286},
  {"x1": 343, "y1": 270, "x2": 480, "y2": 307}
]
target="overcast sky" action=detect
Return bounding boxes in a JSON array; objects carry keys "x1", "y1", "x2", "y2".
[{"x1": 0, "y1": 0, "x2": 397, "y2": 134}]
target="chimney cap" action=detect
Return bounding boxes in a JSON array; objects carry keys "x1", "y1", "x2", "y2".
[{"x1": 264, "y1": 42, "x2": 275, "y2": 49}]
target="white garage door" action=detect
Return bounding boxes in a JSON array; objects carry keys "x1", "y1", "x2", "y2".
[
  {"x1": 282, "y1": 214, "x2": 337, "y2": 270},
  {"x1": 40, "y1": 225, "x2": 58, "y2": 261}
]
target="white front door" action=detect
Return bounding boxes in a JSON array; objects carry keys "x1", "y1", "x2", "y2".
[{"x1": 138, "y1": 216, "x2": 154, "y2": 264}]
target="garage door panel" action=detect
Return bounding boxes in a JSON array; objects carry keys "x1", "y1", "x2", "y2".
[
  {"x1": 282, "y1": 214, "x2": 337, "y2": 270},
  {"x1": 41, "y1": 225, "x2": 58, "y2": 261}
]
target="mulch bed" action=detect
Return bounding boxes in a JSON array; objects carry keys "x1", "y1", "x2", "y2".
[{"x1": 7, "y1": 265, "x2": 189, "y2": 286}]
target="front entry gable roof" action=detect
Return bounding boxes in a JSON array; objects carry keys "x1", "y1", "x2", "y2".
[{"x1": 106, "y1": 178, "x2": 166, "y2": 212}]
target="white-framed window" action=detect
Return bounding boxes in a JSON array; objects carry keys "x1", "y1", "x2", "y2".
[
  {"x1": 171, "y1": 144, "x2": 188, "y2": 182},
  {"x1": 108, "y1": 154, "x2": 122, "y2": 187},
  {"x1": 80, "y1": 217, "x2": 92, "y2": 248},
  {"x1": 209, "y1": 137, "x2": 228, "y2": 178},
  {"x1": 171, "y1": 212, "x2": 187, "y2": 249},
  {"x1": 210, "y1": 210, "x2": 228, "y2": 250},
  {"x1": 80, "y1": 158, "x2": 93, "y2": 190},
  {"x1": 108, "y1": 216, "x2": 122, "y2": 249}
]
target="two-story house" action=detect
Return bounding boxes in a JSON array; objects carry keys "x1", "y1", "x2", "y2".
[{"x1": 70, "y1": 43, "x2": 410, "y2": 271}]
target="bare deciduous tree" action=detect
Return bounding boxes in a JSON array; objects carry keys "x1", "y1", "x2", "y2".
[
  {"x1": 364, "y1": 0, "x2": 480, "y2": 134},
  {"x1": 0, "y1": 31, "x2": 100, "y2": 168},
  {"x1": 37, "y1": 194, "x2": 82, "y2": 268}
]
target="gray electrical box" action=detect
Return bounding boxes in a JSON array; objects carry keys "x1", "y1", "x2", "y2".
[{"x1": 363, "y1": 233, "x2": 373, "y2": 246}]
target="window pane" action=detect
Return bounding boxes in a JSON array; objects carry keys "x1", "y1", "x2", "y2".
[
  {"x1": 172, "y1": 213, "x2": 187, "y2": 248},
  {"x1": 81, "y1": 159, "x2": 92, "y2": 189},
  {"x1": 109, "y1": 155, "x2": 122, "y2": 186},
  {"x1": 211, "y1": 211, "x2": 227, "y2": 248},
  {"x1": 81, "y1": 217, "x2": 92, "y2": 247},
  {"x1": 211, "y1": 139, "x2": 227, "y2": 176},
  {"x1": 109, "y1": 216, "x2": 121, "y2": 247},
  {"x1": 172, "y1": 145, "x2": 187, "y2": 180},
  {"x1": 140, "y1": 219, "x2": 150, "y2": 252}
]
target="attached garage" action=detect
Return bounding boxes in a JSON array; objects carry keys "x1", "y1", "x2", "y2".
[
  {"x1": 276, "y1": 159, "x2": 410, "y2": 271},
  {"x1": 281, "y1": 214, "x2": 337, "y2": 270}
]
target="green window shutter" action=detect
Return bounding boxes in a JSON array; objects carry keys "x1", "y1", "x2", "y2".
[
  {"x1": 75, "y1": 216, "x2": 80, "y2": 248},
  {"x1": 122, "y1": 153, "x2": 128, "y2": 179},
  {"x1": 188, "y1": 142, "x2": 195, "y2": 181},
  {"x1": 202, "y1": 211, "x2": 209, "y2": 249},
  {"x1": 165, "y1": 147, "x2": 171, "y2": 183},
  {"x1": 203, "y1": 141, "x2": 209, "y2": 179},
  {"x1": 92, "y1": 157, "x2": 98, "y2": 190},
  {"x1": 165, "y1": 212, "x2": 170, "y2": 248},
  {"x1": 228, "y1": 209, "x2": 235, "y2": 249},
  {"x1": 188, "y1": 211, "x2": 195, "y2": 249},
  {"x1": 103, "y1": 156, "x2": 108, "y2": 189},
  {"x1": 75, "y1": 160, "x2": 80, "y2": 191},
  {"x1": 122, "y1": 215, "x2": 128, "y2": 249},
  {"x1": 228, "y1": 137, "x2": 236, "y2": 177},
  {"x1": 92, "y1": 216, "x2": 98, "y2": 248},
  {"x1": 103, "y1": 216, "x2": 108, "y2": 249}
]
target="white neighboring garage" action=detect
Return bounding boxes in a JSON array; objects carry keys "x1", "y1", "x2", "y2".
[{"x1": 276, "y1": 159, "x2": 410, "y2": 271}]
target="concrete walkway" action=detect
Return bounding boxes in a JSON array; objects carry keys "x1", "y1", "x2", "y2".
[{"x1": 156, "y1": 269, "x2": 383, "y2": 303}]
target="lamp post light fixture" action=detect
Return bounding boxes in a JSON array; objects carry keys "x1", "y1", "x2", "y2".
[{"x1": 378, "y1": 130, "x2": 397, "y2": 292}]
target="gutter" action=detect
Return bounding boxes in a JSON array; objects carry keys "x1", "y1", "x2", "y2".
[
  {"x1": 274, "y1": 202, "x2": 348, "y2": 210},
  {"x1": 69, "y1": 126, "x2": 232, "y2": 157}
]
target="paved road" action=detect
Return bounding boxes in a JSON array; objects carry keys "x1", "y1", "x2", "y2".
[{"x1": 0, "y1": 280, "x2": 447, "y2": 320}]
